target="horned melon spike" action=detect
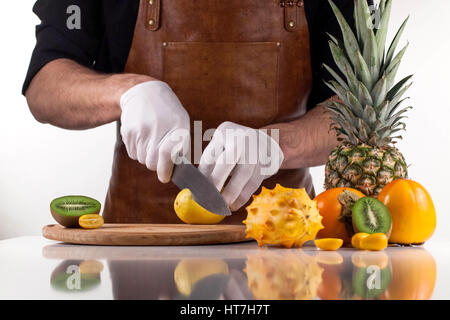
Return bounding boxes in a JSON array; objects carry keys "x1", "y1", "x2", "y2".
[{"x1": 243, "y1": 184, "x2": 324, "y2": 248}]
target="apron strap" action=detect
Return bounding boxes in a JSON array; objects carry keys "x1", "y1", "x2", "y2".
[
  {"x1": 146, "y1": 0, "x2": 161, "y2": 31},
  {"x1": 281, "y1": 0, "x2": 304, "y2": 32},
  {"x1": 145, "y1": 0, "x2": 305, "y2": 33}
]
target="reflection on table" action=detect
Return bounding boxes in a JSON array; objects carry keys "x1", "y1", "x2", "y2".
[{"x1": 43, "y1": 243, "x2": 436, "y2": 300}]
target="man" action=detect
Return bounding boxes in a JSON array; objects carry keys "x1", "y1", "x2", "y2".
[{"x1": 24, "y1": 0, "x2": 357, "y2": 224}]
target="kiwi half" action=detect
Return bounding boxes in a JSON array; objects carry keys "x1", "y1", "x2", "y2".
[
  {"x1": 50, "y1": 195, "x2": 101, "y2": 228},
  {"x1": 352, "y1": 197, "x2": 392, "y2": 236}
]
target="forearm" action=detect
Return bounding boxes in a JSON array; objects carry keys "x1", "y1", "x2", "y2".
[
  {"x1": 264, "y1": 97, "x2": 339, "y2": 169},
  {"x1": 25, "y1": 58, "x2": 154, "y2": 130}
]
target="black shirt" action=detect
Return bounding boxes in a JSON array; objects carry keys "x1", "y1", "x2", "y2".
[{"x1": 23, "y1": 0, "x2": 356, "y2": 110}]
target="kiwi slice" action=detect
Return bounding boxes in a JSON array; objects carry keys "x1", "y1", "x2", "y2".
[
  {"x1": 352, "y1": 197, "x2": 392, "y2": 235},
  {"x1": 50, "y1": 195, "x2": 101, "y2": 228}
]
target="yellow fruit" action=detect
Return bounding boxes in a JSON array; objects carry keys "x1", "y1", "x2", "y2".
[
  {"x1": 244, "y1": 251, "x2": 323, "y2": 300},
  {"x1": 315, "y1": 238, "x2": 343, "y2": 251},
  {"x1": 174, "y1": 189, "x2": 225, "y2": 224},
  {"x1": 359, "y1": 233, "x2": 388, "y2": 251},
  {"x1": 174, "y1": 259, "x2": 229, "y2": 296},
  {"x1": 243, "y1": 184, "x2": 323, "y2": 248},
  {"x1": 378, "y1": 179, "x2": 436, "y2": 244},
  {"x1": 79, "y1": 214, "x2": 104, "y2": 229},
  {"x1": 351, "y1": 233, "x2": 370, "y2": 249}
]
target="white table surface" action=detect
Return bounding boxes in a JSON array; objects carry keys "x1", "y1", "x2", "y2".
[{"x1": 0, "y1": 236, "x2": 448, "y2": 300}]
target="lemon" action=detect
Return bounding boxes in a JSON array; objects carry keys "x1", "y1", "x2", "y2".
[{"x1": 174, "y1": 189, "x2": 226, "y2": 224}]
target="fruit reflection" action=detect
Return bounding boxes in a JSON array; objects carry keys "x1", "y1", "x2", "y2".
[
  {"x1": 381, "y1": 248, "x2": 436, "y2": 300},
  {"x1": 352, "y1": 265, "x2": 392, "y2": 299},
  {"x1": 352, "y1": 251, "x2": 389, "y2": 269},
  {"x1": 79, "y1": 260, "x2": 104, "y2": 274},
  {"x1": 316, "y1": 251, "x2": 359, "y2": 300},
  {"x1": 244, "y1": 250, "x2": 323, "y2": 300},
  {"x1": 241, "y1": 246, "x2": 437, "y2": 300},
  {"x1": 174, "y1": 259, "x2": 229, "y2": 298},
  {"x1": 316, "y1": 252, "x2": 344, "y2": 300},
  {"x1": 316, "y1": 251, "x2": 344, "y2": 265},
  {"x1": 50, "y1": 260, "x2": 103, "y2": 292},
  {"x1": 351, "y1": 251, "x2": 392, "y2": 299}
]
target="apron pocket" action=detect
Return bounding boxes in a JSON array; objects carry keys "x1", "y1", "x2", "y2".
[{"x1": 162, "y1": 42, "x2": 280, "y2": 129}]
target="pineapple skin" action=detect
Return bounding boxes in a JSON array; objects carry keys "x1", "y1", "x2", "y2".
[{"x1": 324, "y1": 144, "x2": 408, "y2": 196}]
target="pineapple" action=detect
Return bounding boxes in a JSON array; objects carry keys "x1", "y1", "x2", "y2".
[{"x1": 324, "y1": 0, "x2": 411, "y2": 196}]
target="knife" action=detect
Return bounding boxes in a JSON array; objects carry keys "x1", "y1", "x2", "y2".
[{"x1": 171, "y1": 159, "x2": 232, "y2": 216}]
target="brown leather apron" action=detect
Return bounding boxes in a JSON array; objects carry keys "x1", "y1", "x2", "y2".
[{"x1": 103, "y1": 0, "x2": 314, "y2": 224}]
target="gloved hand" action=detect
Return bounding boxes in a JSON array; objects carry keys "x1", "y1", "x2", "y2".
[
  {"x1": 198, "y1": 121, "x2": 284, "y2": 211},
  {"x1": 120, "y1": 81, "x2": 190, "y2": 183}
]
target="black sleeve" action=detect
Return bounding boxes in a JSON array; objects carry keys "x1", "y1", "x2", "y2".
[
  {"x1": 22, "y1": 0, "x2": 103, "y2": 95},
  {"x1": 305, "y1": 0, "x2": 357, "y2": 110}
]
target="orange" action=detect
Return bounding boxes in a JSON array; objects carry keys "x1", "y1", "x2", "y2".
[{"x1": 315, "y1": 188, "x2": 365, "y2": 243}]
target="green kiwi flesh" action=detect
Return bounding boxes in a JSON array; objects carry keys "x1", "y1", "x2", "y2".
[
  {"x1": 352, "y1": 197, "x2": 392, "y2": 235},
  {"x1": 50, "y1": 195, "x2": 101, "y2": 228}
]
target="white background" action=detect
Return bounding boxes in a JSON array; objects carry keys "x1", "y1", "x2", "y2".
[{"x1": 0, "y1": 0, "x2": 449, "y2": 241}]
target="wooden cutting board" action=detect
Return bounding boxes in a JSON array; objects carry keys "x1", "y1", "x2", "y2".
[{"x1": 42, "y1": 223, "x2": 251, "y2": 246}]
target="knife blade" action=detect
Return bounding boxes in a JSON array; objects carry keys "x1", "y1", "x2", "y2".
[{"x1": 171, "y1": 160, "x2": 232, "y2": 216}]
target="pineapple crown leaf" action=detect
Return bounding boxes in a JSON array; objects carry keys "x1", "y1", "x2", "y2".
[
  {"x1": 325, "y1": 0, "x2": 413, "y2": 147},
  {"x1": 386, "y1": 74, "x2": 413, "y2": 100},
  {"x1": 385, "y1": 15, "x2": 410, "y2": 66},
  {"x1": 375, "y1": 0, "x2": 392, "y2": 59},
  {"x1": 323, "y1": 63, "x2": 349, "y2": 90},
  {"x1": 357, "y1": 81, "x2": 374, "y2": 106},
  {"x1": 328, "y1": 0, "x2": 361, "y2": 69}
]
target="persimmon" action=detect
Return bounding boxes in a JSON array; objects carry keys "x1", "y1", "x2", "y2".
[
  {"x1": 378, "y1": 179, "x2": 436, "y2": 244},
  {"x1": 315, "y1": 188, "x2": 365, "y2": 244}
]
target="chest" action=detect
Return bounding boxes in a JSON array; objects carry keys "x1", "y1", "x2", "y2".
[{"x1": 143, "y1": 0, "x2": 306, "y2": 39}]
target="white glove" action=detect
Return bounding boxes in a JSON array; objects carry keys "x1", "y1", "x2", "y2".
[
  {"x1": 120, "y1": 81, "x2": 190, "y2": 183},
  {"x1": 198, "y1": 121, "x2": 284, "y2": 211}
]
